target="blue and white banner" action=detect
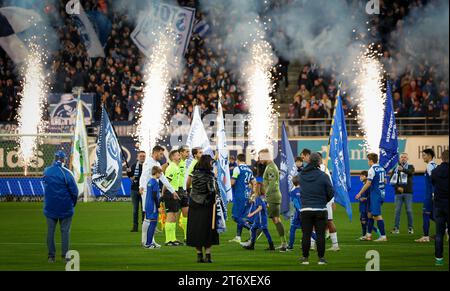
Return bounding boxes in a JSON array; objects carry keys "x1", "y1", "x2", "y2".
[
  {"x1": 131, "y1": 0, "x2": 195, "y2": 63},
  {"x1": 215, "y1": 190, "x2": 227, "y2": 233},
  {"x1": 0, "y1": 6, "x2": 41, "y2": 64},
  {"x1": 184, "y1": 106, "x2": 214, "y2": 188},
  {"x1": 379, "y1": 81, "x2": 399, "y2": 172},
  {"x1": 92, "y1": 106, "x2": 122, "y2": 199},
  {"x1": 329, "y1": 93, "x2": 353, "y2": 220},
  {"x1": 72, "y1": 2, "x2": 105, "y2": 58},
  {"x1": 193, "y1": 18, "x2": 210, "y2": 38},
  {"x1": 85, "y1": 10, "x2": 112, "y2": 47},
  {"x1": 48, "y1": 93, "x2": 94, "y2": 133},
  {"x1": 279, "y1": 122, "x2": 297, "y2": 219},
  {"x1": 216, "y1": 101, "x2": 233, "y2": 204}
]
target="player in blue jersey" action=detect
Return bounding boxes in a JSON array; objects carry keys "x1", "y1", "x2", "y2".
[
  {"x1": 142, "y1": 166, "x2": 163, "y2": 249},
  {"x1": 357, "y1": 170, "x2": 380, "y2": 240},
  {"x1": 356, "y1": 153, "x2": 387, "y2": 242},
  {"x1": 415, "y1": 149, "x2": 437, "y2": 243},
  {"x1": 287, "y1": 176, "x2": 302, "y2": 251},
  {"x1": 242, "y1": 192, "x2": 275, "y2": 251},
  {"x1": 229, "y1": 154, "x2": 255, "y2": 243}
]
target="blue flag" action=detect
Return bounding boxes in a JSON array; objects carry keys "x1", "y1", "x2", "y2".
[
  {"x1": 92, "y1": 106, "x2": 122, "y2": 199},
  {"x1": 279, "y1": 122, "x2": 297, "y2": 219},
  {"x1": 379, "y1": 81, "x2": 399, "y2": 172},
  {"x1": 329, "y1": 94, "x2": 352, "y2": 220}
]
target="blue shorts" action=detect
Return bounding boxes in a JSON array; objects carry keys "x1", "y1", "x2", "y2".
[
  {"x1": 145, "y1": 211, "x2": 158, "y2": 220},
  {"x1": 369, "y1": 196, "x2": 384, "y2": 217},
  {"x1": 232, "y1": 200, "x2": 248, "y2": 220},
  {"x1": 290, "y1": 210, "x2": 301, "y2": 228}
]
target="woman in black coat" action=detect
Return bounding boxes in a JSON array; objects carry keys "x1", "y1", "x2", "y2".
[{"x1": 186, "y1": 155, "x2": 219, "y2": 263}]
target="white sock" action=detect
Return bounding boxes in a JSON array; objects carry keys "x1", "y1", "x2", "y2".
[
  {"x1": 330, "y1": 232, "x2": 338, "y2": 245},
  {"x1": 236, "y1": 236, "x2": 241, "y2": 240},
  {"x1": 142, "y1": 220, "x2": 150, "y2": 245}
]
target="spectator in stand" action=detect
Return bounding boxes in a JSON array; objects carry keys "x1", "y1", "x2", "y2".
[
  {"x1": 320, "y1": 93, "x2": 333, "y2": 118},
  {"x1": 309, "y1": 102, "x2": 327, "y2": 136},
  {"x1": 310, "y1": 79, "x2": 326, "y2": 100},
  {"x1": 294, "y1": 84, "x2": 310, "y2": 103},
  {"x1": 409, "y1": 99, "x2": 425, "y2": 118},
  {"x1": 393, "y1": 91, "x2": 405, "y2": 117}
]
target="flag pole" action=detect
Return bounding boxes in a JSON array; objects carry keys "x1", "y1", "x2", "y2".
[
  {"x1": 324, "y1": 82, "x2": 342, "y2": 171},
  {"x1": 212, "y1": 90, "x2": 222, "y2": 230}
]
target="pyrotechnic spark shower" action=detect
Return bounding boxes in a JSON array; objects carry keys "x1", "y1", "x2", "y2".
[
  {"x1": 135, "y1": 31, "x2": 177, "y2": 155},
  {"x1": 16, "y1": 42, "x2": 48, "y2": 174},
  {"x1": 354, "y1": 47, "x2": 385, "y2": 155},
  {"x1": 244, "y1": 24, "x2": 277, "y2": 154}
]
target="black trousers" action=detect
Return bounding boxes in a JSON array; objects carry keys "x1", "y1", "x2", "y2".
[
  {"x1": 130, "y1": 190, "x2": 143, "y2": 227},
  {"x1": 300, "y1": 210, "x2": 328, "y2": 259},
  {"x1": 434, "y1": 202, "x2": 449, "y2": 259}
]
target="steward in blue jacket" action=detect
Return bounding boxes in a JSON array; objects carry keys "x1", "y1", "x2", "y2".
[{"x1": 43, "y1": 155, "x2": 79, "y2": 219}]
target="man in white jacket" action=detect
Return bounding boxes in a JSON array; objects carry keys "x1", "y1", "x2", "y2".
[{"x1": 139, "y1": 145, "x2": 179, "y2": 246}]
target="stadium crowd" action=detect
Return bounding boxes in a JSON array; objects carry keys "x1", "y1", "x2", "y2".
[
  {"x1": 0, "y1": 0, "x2": 448, "y2": 131},
  {"x1": 287, "y1": 0, "x2": 449, "y2": 129}
]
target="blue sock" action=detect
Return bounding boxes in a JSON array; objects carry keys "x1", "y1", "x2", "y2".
[
  {"x1": 250, "y1": 228, "x2": 257, "y2": 243},
  {"x1": 146, "y1": 221, "x2": 157, "y2": 245},
  {"x1": 237, "y1": 224, "x2": 243, "y2": 237},
  {"x1": 367, "y1": 218, "x2": 374, "y2": 234},
  {"x1": 373, "y1": 226, "x2": 379, "y2": 233},
  {"x1": 311, "y1": 231, "x2": 317, "y2": 241},
  {"x1": 361, "y1": 221, "x2": 367, "y2": 236},
  {"x1": 423, "y1": 213, "x2": 430, "y2": 236},
  {"x1": 377, "y1": 220, "x2": 385, "y2": 236},
  {"x1": 263, "y1": 228, "x2": 273, "y2": 245},
  {"x1": 289, "y1": 225, "x2": 297, "y2": 248}
]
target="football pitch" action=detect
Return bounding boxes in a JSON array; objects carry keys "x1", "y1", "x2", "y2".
[{"x1": 0, "y1": 202, "x2": 447, "y2": 271}]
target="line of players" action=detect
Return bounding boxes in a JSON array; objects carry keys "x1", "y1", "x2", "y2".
[
  {"x1": 230, "y1": 148, "x2": 440, "y2": 250},
  {"x1": 135, "y1": 144, "x2": 439, "y2": 252},
  {"x1": 228, "y1": 148, "x2": 342, "y2": 252},
  {"x1": 137, "y1": 145, "x2": 204, "y2": 248}
]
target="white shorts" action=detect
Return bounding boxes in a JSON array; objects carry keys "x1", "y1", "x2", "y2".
[{"x1": 326, "y1": 201, "x2": 333, "y2": 220}]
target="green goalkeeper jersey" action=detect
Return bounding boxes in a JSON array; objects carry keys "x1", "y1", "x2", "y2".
[{"x1": 263, "y1": 161, "x2": 281, "y2": 204}]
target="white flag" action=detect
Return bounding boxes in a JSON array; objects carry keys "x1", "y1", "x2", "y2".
[
  {"x1": 184, "y1": 106, "x2": 213, "y2": 187},
  {"x1": 71, "y1": 3, "x2": 105, "y2": 58},
  {"x1": 71, "y1": 98, "x2": 92, "y2": 200}
]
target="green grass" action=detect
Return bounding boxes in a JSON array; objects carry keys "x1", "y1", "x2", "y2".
[{"x1": 0, "y1": 202, "x2": 447, "y2": 271}]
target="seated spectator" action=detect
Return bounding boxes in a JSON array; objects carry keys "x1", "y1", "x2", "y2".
[
  {"x1": 294, "y1": 84, "x2": 310, "y2": 102},
  {"x1": 320, "y1": 93, "x2": 333, "y2": 118},
  {"x1": 310, "y1": 79, "x2": 326, "y2": 100},
  {"x1": 393, "y1": 91, "x2": 405, "y2": 117},
  {"x1": 409, "y1": 99, "x2": 425, "y2": 117}
]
